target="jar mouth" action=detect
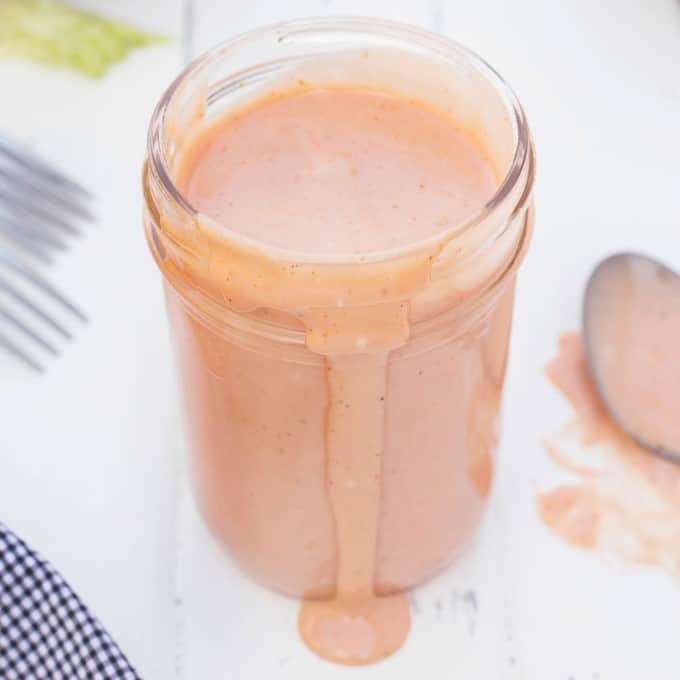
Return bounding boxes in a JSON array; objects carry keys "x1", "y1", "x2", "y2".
[{"x1": 147, "y1": 16, "x2": 532, "y2": 266}]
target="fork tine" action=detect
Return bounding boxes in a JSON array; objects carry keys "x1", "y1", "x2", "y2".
[
  {"x1": 0, "y1": 257, "x2": 88, "y2": 322},
  {"x1": 0, "y1": 140, "x2": 92, "y2": 200},
  {"x1": 0, "y1": 304, "x2": 59, "y2": 355},
  {"x1": 0, "y1": 227, "x2": 53, "y2": 264},
  {"x1": 0, "y1": 166, "x2": 95, "y2": 222},
  {"x1": 0, "y1": 332, "x2": 44, "y2": 372},
  {"x1": 0, "y1": 214, "x2": 68, "y2": 251},
  {"x1": 0, "y1": 187, "x2": 82, "y2": 236},
  {"x1": 0, "y1": 277, "x2": 72, "y2": 339}
]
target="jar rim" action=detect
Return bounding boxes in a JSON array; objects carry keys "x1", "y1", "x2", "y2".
[{"x1": 147, "y1": 15, "x2": 532, "y2": 265}]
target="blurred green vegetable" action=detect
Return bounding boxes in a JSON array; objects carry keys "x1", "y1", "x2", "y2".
[{"x1": 0, "y1": 0, "x2": 166, "y2": 77}]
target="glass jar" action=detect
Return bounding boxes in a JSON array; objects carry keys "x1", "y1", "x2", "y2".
[{"x1": 143, "y1": 18, "x2": 534, "y2": 600}]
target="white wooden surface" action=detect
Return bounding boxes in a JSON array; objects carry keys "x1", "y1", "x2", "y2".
[
  {"x1": 0, "y1": 4, "x2": 184, "y2": 680},
  {"x1": 1, "y1": 1, "x2": 680, "y2": 679}
]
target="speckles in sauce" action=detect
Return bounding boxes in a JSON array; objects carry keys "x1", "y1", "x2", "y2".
[{"x1": 178, "y1": 87, "x2": 496, "y2": 256}]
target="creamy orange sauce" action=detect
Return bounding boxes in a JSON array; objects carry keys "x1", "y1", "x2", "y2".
[
  {"x1": 539, "y1": 333, "x2": 680, "y2": 574},
  {"x1": 166, "y1": 85, "x2": 519, "y2": 664},
  {"x1": 178, "y1": 88, "x2": 497, "y2": 255}
]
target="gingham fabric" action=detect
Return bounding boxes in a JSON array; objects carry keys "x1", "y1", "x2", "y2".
[{"x1": 0, "y1": 523, "x2": 140, "y2": 679}]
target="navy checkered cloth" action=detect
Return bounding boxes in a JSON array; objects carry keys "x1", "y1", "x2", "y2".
[{"x1": 0, "y1": 524, "x2": 140, "y2": 679}]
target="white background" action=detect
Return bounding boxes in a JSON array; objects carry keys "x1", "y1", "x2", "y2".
[{"x1": 1, "y1": 1, "x2": 680, "y2": 678}]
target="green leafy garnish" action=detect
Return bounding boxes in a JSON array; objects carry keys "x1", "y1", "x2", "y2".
[{"x1": 0, "y1": 0, "x2": 166, "y2": 77}]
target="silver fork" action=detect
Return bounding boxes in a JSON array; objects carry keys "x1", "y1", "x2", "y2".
[{"x1": 0, "y1": 138, "x2": 92, "y2": 371}]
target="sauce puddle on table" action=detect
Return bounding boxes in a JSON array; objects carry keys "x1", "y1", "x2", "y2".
[{"x1": 538, "y1": 333, "x2": 680, "y2": 575}]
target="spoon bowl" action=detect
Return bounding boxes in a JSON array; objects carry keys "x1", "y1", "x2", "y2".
[{"x1": 583, "y1": 252, "x2": 680, "y2": 464}]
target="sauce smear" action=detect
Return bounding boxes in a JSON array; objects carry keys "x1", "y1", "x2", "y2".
[{"x1": 539, "y1": 333, "x2": 680, "y2": 574}]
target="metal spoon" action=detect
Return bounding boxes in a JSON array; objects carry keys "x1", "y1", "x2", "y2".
[{"x1": 583, "y1": 252, "x2": 680, "y2": 464}]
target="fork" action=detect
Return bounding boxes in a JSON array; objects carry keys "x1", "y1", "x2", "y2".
[{"x1": 0, "y1": 138, "x2": 92, "y2": 371}]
